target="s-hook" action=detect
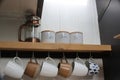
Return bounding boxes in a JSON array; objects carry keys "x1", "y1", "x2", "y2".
[
  {"x1": 62, "y1": 52, "x2": 66, "y2": 59},
  {"x1": 89, "y1": 52, "x2": 94, "y2": 62},
  {"x1": 32, "y1": 51, "x2": 35, "y2": 58},
  {"x1": 90, "y1": 52, "x2": 93, "y2": 58},
  {"x1": 76, "y1": 52, "x2": 79, "y2": 58},
  {"x1": 48, "y1": 52, "x2": 50, "y2": 57},
  {"x1": 16, "y1": 51, "x2": 18, "y2": 57},
  {"x1": 0, "y1": 51, "x2": 1, "y2": 58}
]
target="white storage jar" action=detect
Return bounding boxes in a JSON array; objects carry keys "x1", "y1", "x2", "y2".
[
  {"x1": 41, "y1": 30, "x2": 55, "y2": 43},
  {"x1": 70, "y1": 32, "x2": 83, "y2": 44},
  {"x1": 55, "y1": 31, "x2": 70, "y2": 44}
]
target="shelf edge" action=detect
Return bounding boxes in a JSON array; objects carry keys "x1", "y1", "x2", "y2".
[{"x1": 0, "y1": 42, "x2": 111, "y2": 52}]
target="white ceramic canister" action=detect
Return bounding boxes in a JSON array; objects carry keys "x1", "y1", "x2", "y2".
[
  {"x1": 70, "y1": 32, "x2": 83, "y2": 44},
  {"x1": 41, "y1": 30, "x2": 55, "y2": 43},
  {"x1": 55, "y1": 31, "x2": 70, "y2": 44}
]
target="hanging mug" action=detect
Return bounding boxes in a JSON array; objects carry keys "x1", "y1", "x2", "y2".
[
  {"x1": 58, "y1": 58, "x2": 72, "y2": 78},
  {"x1": 24, "y1": 58, "x2": 41, "y2": 78},
  {"x1": 72, "y1": 57, "x2": 88, "y2": 76},
  {"x1": 40, "y1": 57, "x2": 58, "y2": 77},
  {"x1": 85, "y1": 58, "x2": 100, "y2": 76},
  {"x1": 4, "y1": 57, "x2": 24, "y2": 79}
]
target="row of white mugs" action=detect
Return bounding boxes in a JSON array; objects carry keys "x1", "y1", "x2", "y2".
[
  {"x1": 41, "y1": 30, "x2": 83, "y2": 44},
  {"x1": 3, "y1": 57, "x2": 100, "y2": 79}
]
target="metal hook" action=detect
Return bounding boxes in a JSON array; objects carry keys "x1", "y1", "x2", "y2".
[
  {"x1": 16, "y1": 51, "x2": 18, "y2": 57},
  {"x1": 32, "y1": 51, "x2": 35, "y2": 58},
  {"x1": 0, "y1": 51, "x2": 1, "y2": 58},
  {"x1": 48, "y1": 52, "x2": 50, "y2": 57},
  {"x1": 76, "y1": 52, "x2": 79, "y2": 58},
  {"x1": 90, "y1": 52, "x2": 93, "y2": 58},
  {"x1": 63, "y1": 52, "x2": 65, "y2": 59},
  {"x1": 89, "y1": 52, "x2": 94, "y2": 61}
]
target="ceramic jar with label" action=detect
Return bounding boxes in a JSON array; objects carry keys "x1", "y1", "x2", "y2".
[
  {"x1": 41, "y1": 30, "x2": 55, "y2": 43},
  {"x1": 55, "y1": 31, "x2": 70, "y2": 44},
  {"x1": 70, "y1": 32, "x2": 83, "y2": 44}
]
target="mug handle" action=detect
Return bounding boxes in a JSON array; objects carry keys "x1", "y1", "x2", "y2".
[
  {"x1": 30, "y1": 57, "x2": 38, "y2": 64},
  {"x1": 45, "y1": 57, "x2": 56, "y2": 66},
  {"x1": 61, "y1": 57, "x2": 68, "y2": 63},
  {"x1": 13, "y1": 57, "x2": 24, "y2": 68},
  {"x1": 74, "y1": 57, "x2": 85, "y2": 65},
  {"x1": 88, "y1": 57, "x2": 95, "y2": 63}
]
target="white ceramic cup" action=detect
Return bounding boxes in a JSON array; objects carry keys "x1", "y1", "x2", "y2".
[
  {"x1": 85, "y1": 58, "x2": 100, "y2": 76},
  {"x1": 4, "y1": 57, "x2": 24, "y2": 79},
  {"x1": 70, "y1": 32, "x2": 83, "y2": 44},
  {"x1": 41, "y1": 30, "x2": 55, "y2": 43},
  {"x1": 0, "y1": 67, "x2": 4, "y2": 80},
  {"x1": 72, "y1": 57, "x2": 88, "y2": 76},
  {"x1": 40, "y1": 57, "x2": 58, "y2": 77},
  {"x1": 55, "y1": 31, "x2": 70, "y2": 43}
]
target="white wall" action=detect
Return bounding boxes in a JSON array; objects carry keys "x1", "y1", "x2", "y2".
[
  {"x1": 0, "y1": 0, "x2": 100, "y2": 44},
  {"x1": 39, "y1": 0, "x2": 101, "y2": 44},
  {"x1": 0, "y1": 18, "x2": 24, "y2": 41},
  {"x1": 0, "y1": 0, "x2": 37, "y2": 41}
]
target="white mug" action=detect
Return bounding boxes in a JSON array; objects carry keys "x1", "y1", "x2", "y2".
[
  {"x1": 41, "y1": 30, "x2": 55, "y2": 43},
  {"x1": 40, "y1": 57, "x2": 58, "y2": 77},
  {"x1": 85, "y1": 58, "x2": 100, "y2": 76},
  {"x1": 4, "y1": 57, "x2": 24, "y2": 79},
  {"x1": 0, "y1": 67, "x2": 4, "y2": 80},
  {"x1": 72, "y1": 57, "x2": 88, "y2": 76}
]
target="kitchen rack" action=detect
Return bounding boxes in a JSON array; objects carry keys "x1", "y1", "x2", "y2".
[{"x1": 0, "y1": 42, "x2": 111, "y2": 52}]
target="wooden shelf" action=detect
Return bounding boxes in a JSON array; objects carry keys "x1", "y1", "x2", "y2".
[
  {"x1": 114, "y1": 34, "x2": 120, "y2": 39},
  {"x1": 0, "y1": 42, "x2": 111, "y2": 52}
]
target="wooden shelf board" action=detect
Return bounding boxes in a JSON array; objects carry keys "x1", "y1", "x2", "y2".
[
  {"x1": 114, "y1": 34, "x2": 120, "y2": 39},
  {"x1": 0, "y1": 42, "x2": 111, "y2": 52}
]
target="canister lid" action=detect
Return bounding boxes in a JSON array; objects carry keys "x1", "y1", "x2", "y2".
[
  {"x1": 41, "y1": 30, "x2": 55, "y2": 33},
  {"x1": 70, "y1": 32, "x2": 83, "y2": 34},
  {"x1": 56, "y1": 31, "x2": 69, "y2": 33}
]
